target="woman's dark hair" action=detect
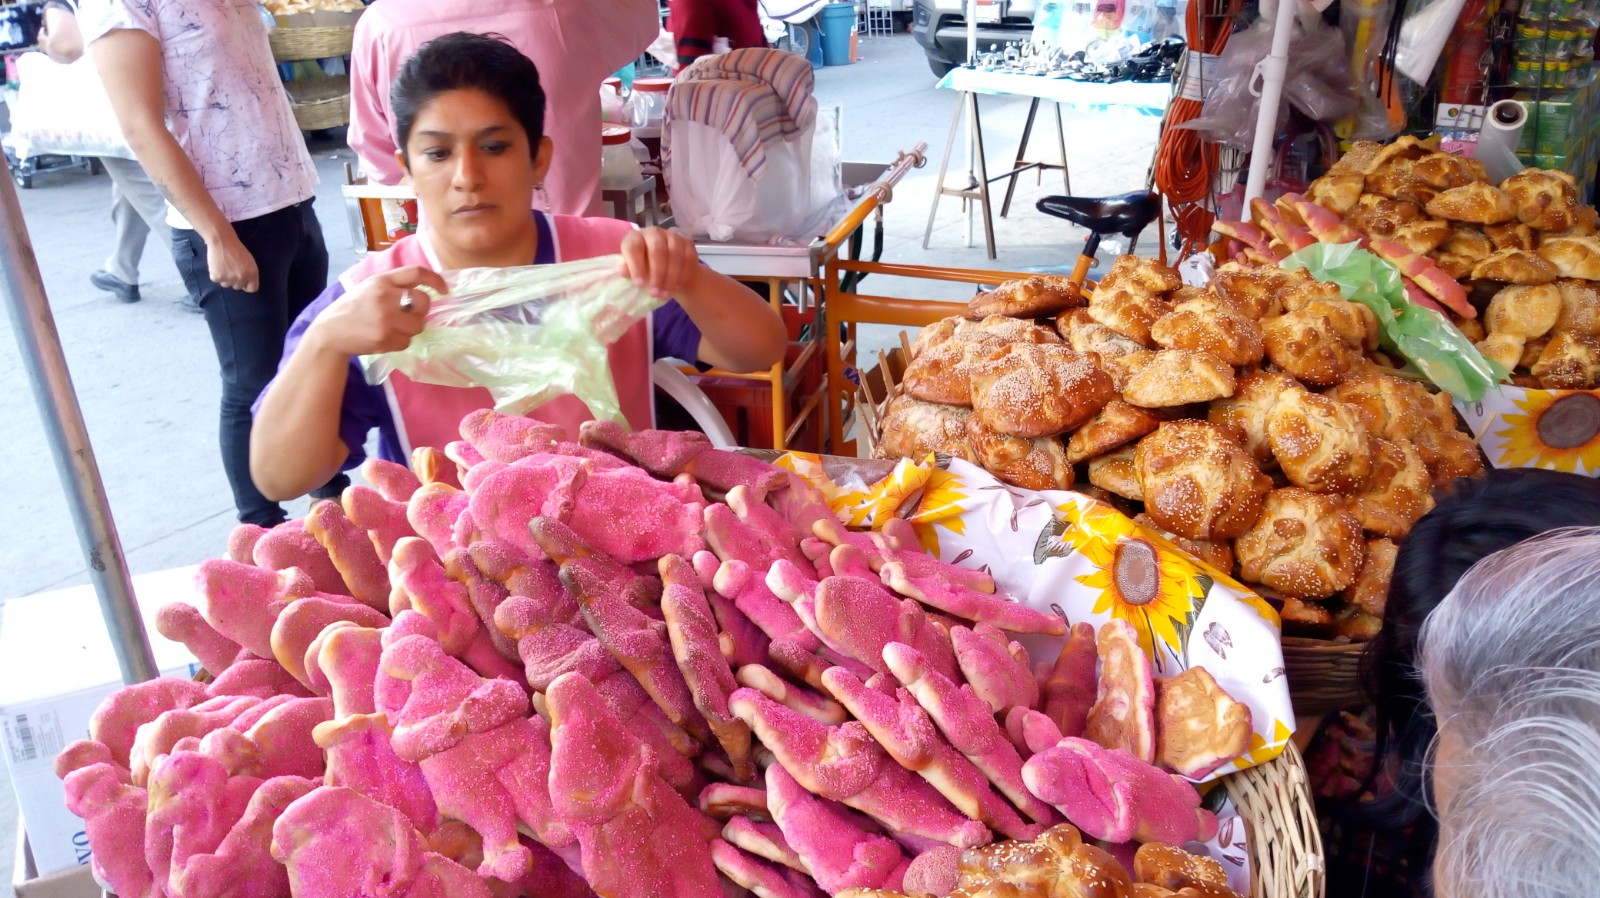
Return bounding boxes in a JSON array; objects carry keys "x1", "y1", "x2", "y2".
[
  {"x1": 390, "y1": 32, "x2": 546, "y2": 163},
  {"x1": 1346, "y1": 468, "x2": 1600, "y2": 895}
]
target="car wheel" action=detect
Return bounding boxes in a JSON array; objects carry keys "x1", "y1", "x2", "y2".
[{"x1": 927, "y1": 56, "x2": 956, "y2": 77}]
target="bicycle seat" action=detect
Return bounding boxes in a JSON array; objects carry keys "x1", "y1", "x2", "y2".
[{"x1": 1037, "y1": 191, "x2": 1161, "y2": 239}]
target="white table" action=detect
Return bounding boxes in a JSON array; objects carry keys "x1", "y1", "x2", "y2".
[{"x1": 924, "y1": 67, "x2": 1172, "y2": 259}]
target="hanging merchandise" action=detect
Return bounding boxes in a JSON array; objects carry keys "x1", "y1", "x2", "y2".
[
  {"x1": 1396, "y1": 0, "x2": 1472, "y2": 84},
  {"x1": 1337, "y1": 0, "x2": 1410, "y2": 139},
  {"x1": 1153, "y1": 0, "x2": 1235, "y2": 256}
]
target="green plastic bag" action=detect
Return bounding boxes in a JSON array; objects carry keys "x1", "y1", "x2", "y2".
[
  {"x1": 1280, "y1": 241, "x2": 1507, "y2": 402},
  {"x1": 360, "y1": 255, "x2": 665, "y2": 423}
]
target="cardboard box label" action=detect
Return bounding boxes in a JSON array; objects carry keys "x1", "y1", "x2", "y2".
[
  {"x1": 3, "y1": 710, "x2": 65, "y2": 768},
  {"x1": 1456, "y1": 385, "x2": 1600, "y2": 475}
]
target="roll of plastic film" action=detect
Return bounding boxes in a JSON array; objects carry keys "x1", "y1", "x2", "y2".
[{"x1": 1474, "y1": 99, "x2": 1529, "y2": 184}]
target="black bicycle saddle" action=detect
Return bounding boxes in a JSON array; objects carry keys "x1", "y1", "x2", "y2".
[{"x1": 1036, "y1": 191, "x2": 1161, "y2": 239}]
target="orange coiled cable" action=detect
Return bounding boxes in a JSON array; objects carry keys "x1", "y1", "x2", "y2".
[{"x1": 1154, "y1": 0, "x2": 1235, "y2": 258}]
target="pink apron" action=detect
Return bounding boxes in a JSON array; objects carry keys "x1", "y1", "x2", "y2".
[{"x1": 339, "y1": 215, "x2": 654, "y2": 455}]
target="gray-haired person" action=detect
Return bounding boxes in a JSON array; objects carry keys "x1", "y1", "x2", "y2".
[{"x1": 1419, "y1": 527, "x2": 1600, "y2": 898}]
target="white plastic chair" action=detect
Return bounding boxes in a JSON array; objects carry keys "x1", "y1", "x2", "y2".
[{"x1": 651, "y1": 359, "x2": 737, "y2": 448}]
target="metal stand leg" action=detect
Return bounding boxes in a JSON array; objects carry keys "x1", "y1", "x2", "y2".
[
  {"x1": 1054, "y1": 101, "x2": 1072, "y2": 195},
  {"x1": 1000, "y1": 98, "x2": 1041, "y2": 218},
  {"x1": 922, "y1": 98, "x2": 965, "y2": 250},
  {"x1": 970, "y1": 94, "x2": 997, "y2": 260}
]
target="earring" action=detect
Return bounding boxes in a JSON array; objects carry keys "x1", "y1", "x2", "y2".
[{"x1": 535, "y1": 182, "x2": 551, "y2": 213}]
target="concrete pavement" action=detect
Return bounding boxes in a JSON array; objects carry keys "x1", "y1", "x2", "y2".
[{"x1": 0, "y1": 31, "x2": 1159, "y2": 894}]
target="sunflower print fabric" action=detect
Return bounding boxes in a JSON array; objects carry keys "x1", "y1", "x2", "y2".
[
  {"x1": 1458, "y1": 386, "x2": 1600, "y2": 475},
  {"x1": 776, "y1": 452, "x2": 1297, "y2": 778}
]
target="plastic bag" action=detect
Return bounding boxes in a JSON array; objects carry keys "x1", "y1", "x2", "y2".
[
  {"x1": 7, "y1": 53, "x2": 134, "y2": 160},
  {"x1": 1178, "y1": 18, "x2": 1357, "y2": 150},
  {"x1": 1280, "y1": 242, "x2": 1507, "y2": 401},
  {"x1": 359, "y1": 256, "x2": 664, "y2": 423}
]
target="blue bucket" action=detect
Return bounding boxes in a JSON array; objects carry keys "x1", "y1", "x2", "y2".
[{"x1": 818, "y1": 2, "x2": 856, "y2": 66}]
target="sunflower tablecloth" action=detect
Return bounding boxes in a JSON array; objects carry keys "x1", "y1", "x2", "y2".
[
  {"x1": 1456, "y1": 386, "x2": 1600, "y2": 475},
  {"x1": 774, "y1": 452, "x2": 1298, "y2": 780}
]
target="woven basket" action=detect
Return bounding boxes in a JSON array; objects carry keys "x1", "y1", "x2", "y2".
[
  {"x1": 1226, "y1": 742, "x2": 1326, "y2": 898},
  {"x1": 1281, "y1": 637, "x2": 1370, "y2": 716},
  {"x1": 285, "y1": 76, "x2": 350, "y2": 131},
  {"x1": 269, "y1": 24, "x2": 355, "y2": 62}
]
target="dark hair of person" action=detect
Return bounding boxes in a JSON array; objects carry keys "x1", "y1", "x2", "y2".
[
  {"x1": 390, "y1": 32, "x2": 547, "y2": 164},
  {"x1": 1345, "y1": 467, "x2": 1600, "y2": 895}
]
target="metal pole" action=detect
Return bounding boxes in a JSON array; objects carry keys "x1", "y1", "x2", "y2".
[
  {"x1": 1242, "y1": 0, "x2": 1298, "y2": 208},
  {"x1": 0, "y1": 167, "x2": 158, "y2": 685}
]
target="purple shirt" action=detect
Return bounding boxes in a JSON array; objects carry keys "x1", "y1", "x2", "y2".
[{"x1": 257, "y1": 213, "x2": 704, "y2": 470}]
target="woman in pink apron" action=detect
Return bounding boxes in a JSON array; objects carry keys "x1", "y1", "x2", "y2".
[{"x1": 249, "y1": 32, "x2": 786, "y2": 502}]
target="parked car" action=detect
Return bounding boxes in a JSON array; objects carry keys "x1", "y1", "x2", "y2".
[{"x1": 912, "y1": 0, "x2": 1038, "y2": 77}]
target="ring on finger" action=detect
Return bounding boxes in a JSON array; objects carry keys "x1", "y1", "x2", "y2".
[{"x1": 399, "y1": 293, "x2": 416, "y2": 313}]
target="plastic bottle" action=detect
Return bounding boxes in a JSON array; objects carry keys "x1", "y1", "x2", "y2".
[
  {"x1": 1092, "y1": 0, "x2": 1125, "y2": 35},
  {"x1": 1032, "y1": 0, "x2": 1066, "y2": 47}
]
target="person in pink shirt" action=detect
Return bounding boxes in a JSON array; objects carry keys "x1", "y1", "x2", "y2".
[{"x1": 348, "y1": 0, "x2": 660, "y2": 218}]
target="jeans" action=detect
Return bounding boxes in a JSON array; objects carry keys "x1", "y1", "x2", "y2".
[{"x1": 174, "y1": 198, "x2": 331, "y2": 527}]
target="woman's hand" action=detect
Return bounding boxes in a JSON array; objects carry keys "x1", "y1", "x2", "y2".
[
  {"x1": 304, "y1": 266, "x2": 449, "y2": 357},
  {"x1": 206, "y1": 228, "x2": 261, "y2": 293},
  {"x1": 619, "y1": 227, "x2": 702, "y2": 299}
]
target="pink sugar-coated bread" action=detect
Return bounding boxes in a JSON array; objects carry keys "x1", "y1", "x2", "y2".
[
  {"x1": 469, "y1": 456, "x2": 591, "y2": 557},
  {"x1": 156, "y1": 601, "x2": 245, "y2": 677},
  {"x1": 706, "y1": 503, "x2": 801, "y2": 571},
  {"x1": 342, "y1": 484, "x2": 417, "y2": 565},
  {"x1": 411, "y1": 446, "x2": 462, "y2": 490},
  {"x1": 170, "y1": 775, "x2": 318, "y2": 898},
  {"x1": 460, "y1": 408, "x2": 567, "y2": 464},
  {"x1": 88, "y1": 677, "x2": 208, "y2": 770},
  {"x1": 820, "y1": 666, "x2": 1040, "y2": 842},
  {"x1": 545, "y1": 671, "x2": 724, "y2": 898},
  {"x1": 880, "y1": 562, "x2": 1065, "y2": 637},
  {"x1": 426, "y1": 821, "x2": 592, "y2": 898},
  {"x1": 711, "y1": 840, "x2": 829, "y2": 898},
  {"x1": 1021, "y1": 737, "x2": 1217, "y2": 845},
  {"x1": 127, "y1": 696, "x2": 260, "y2": 786},
  {"x1": 269, "y1": 597, "x2": 390, "y2": 690},
  {"x1": 951, "y1": 623, "x2": 1038, "y2": 713},
  {"x1": 767, "y1": 639, "x2": 843, "y2": 694},
  {"x1": 143, "y1": 750, "x2": 264, "y2": 898},
  {"x1": 883, "y1": 642, "x2": 1061, "y2": 827},
  {"x1": 1040, "y1": 621, "x2": 1099, "y2": 739},
  {"x1": 270, "y1": 787, "x2": 491, "y2": 898},
  {"x1": 305, "y1": 501, "x2": 391, "y2": 613},
  {"x1": 1004, "y1": 707, "x2": 1067, "y2": 760},
  {"x1": 764, "y1": 762, "x2": 908, "y2": 893},
  {"x1": 314, "y1": 712, "x2": 439, "y2": 837},
  {"x1": 811, "y1": 518, "x2": 996, "y2": 595},
  {"x1": 361, "y1": 457, "x2": 423, "y2": 504},
  {"x1": 252, "y1": 520, "x2": 350, "y2": 598},
  {"x1": 828, "y1": 543, "x2": 878, "y2": 580},
  {"x1": 564, "y1": 465, "x2": 709, "y2": 564},
  {"x1": 528, "y1": 516, "x2": 662, "y2": 610},
  {"x1": 443, "y1": 440, "x2": 486, "y2": 476},
  {"x1": 661, "y1": 553, "x2": 754, "y2": 780},
  {"x1": 301, "y1": 622, "x2": 373, "y2": 714},
  {"x1": 689, "y1": 552, "x2": 772, "y2": 670},
  {"x1": 769, "y1": 474, "x2": 838, "y2": 549},
  {"x1": 387, "y1": 537, "x2": 479, "y2": 656},
  {"x1": 682, "y1": 449, "x2": 790, "y2": 502},
  {"x1": 726, "y1": 486, "x2": 808, "y2": 561},
  {"x1": 714, "y1": 558, "x2": 820, "y2": 653},
  {"x1": 577, "y1": 419, "x2": 711, "y2": 477},
  {"x1": 700, "y1": 782, "x2": 771, "y2": 821},
  {"x1": 722, "y1": 816, "x2": 806, "y2": 872},
  {"x1": 200, "y1": 697, "x2": 333, "y2": 781},
  {"x1": 1083, "y1": 618, "x2": 1157, "y2": 763},
  {"x1": 728, "y1": 687, "x2": 990, "y2": 850},
  {"x1": 767, "y1": 563, "x2": 960, "y2": 685},
  {"x1": 441, "y1": 547, "x2": 520, "y2": 662},
  {"x1": 801, "y1": 537, "x2": 837, "y2": 579},
  {"x1": 227, "y1": 524, "x2": 269, "y2": 564},
  {"x1": 196, "y1": 560, "x2": 317, "y2": 663},
  {"x1": 406, "y1": 482, "x2": 471, "y2": 557},
  {"x1": 206, "y1": 658, "x2": 314, "y2": 701},
  {"x1": 903, "y1": 844, "x2": 962, "y2": 898},
  {"x1": 61, "y1": 762, "x2": 157, "y2": 898},
  {"x1": 735, "y1": 664, "x2": 849, "y2": 726},
  {"x1": 381, "y1": 634, "x2": 569, "y2": 878}
]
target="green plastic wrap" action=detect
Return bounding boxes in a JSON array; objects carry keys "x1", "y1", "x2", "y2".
[
  {"x1": 1279, "y1": 241, "x2": 1508, "y2": 401},
  {"x1": 360, "y1": 255, "x2": 664, "y2": 423}
]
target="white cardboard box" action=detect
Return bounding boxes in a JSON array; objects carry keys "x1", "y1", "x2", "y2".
[
  {"x1": 0, "y1": 567, "x2": 202, "y2": 877},
  {"x1": 14, "y1": 816, "x2": 103, "y2": 898}
]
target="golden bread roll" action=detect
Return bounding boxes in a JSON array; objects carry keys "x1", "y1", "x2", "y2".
[
  {"x1": 1088, "y1": 446, "x2": 1143, "y2": 501},
  {"x1": 878, "y1": 394, "x2": 978, "y2": 463},
  {"x1": 1336, "y1": 607, "x2": 1384, "y2": 641},
  {"x1": 1208, "y1": 369, "x2": 1304, "y2": 463},
  {"x1": 1443, "y1": 227, "x2": 1494, "y2": 261},
  {"x1": 1299, "y1": 299, "x2": 1380, "y2": 351},
  {"x1": 1153, "y1": 668, "x2": 1252, "y2": 778},
  {"x1": 903, "y1": 338, "x2": 986, "y2": 406},
  {"x1": 1538, "y1": 236, "x2": 1600, "y2": 281},
  {"x1": 1411, "y1": 152, "x2": 1487, "y2": 190},
  {"x1": 968, "y1": 275, "x2": 1084, "y2": 319},
  {"x1": 1135, "y1": 421, "x2": 1270, "y2": 540},
  {"x1": 1120, "y1": 350, "x2": 1237, "y2": 408},
  {"x1": 1135, "y1": 514, "x2": 1235, "y2": 574},
  {"x1": 1262, "y1": 311, "x2": 1359, "y2": 386},
  {"x1": 965, "y1": 417, "x2": 1074, "y2": 491},
  {"x1": 1307, "y1": 170, "x2": 1365, "y2": 215},
  {"x1": 1325, "y1": 373, "x2": 1424, "y2": 444},
  {"x1": 1554, "y1": 279, "x2": 1600, "y2": 337},
  {"x1": 1149, "y1": 295, "x2": 1266, "y2": 366},
  {"x1": 969, "y1": 343, "x2": 1116, "y2": 437},
  {"x1": 1281, "y1": 596, "x2": 1335, "y2": 630},
  {"x1": 1345, "y1": 537, "x2": 1397, "y2": 619},
  {"x1": 1424, "y1": 183, "x2": 1517, "y2": 225},
  {"x1": 1472, "y1": 247, "x2": 1559, "y2": 285},
  {"x1": 1066, "y1": 400, "x2": 1164, "y2": 464},
  {"x1": 1432, "y1": 252, "x2": 1477, "y2": 281},
  {"x1": 1485, "y1": 283, "x2": 1563, "y2": 340},
  {"x1": 1210, "y1": 268, "x2": 1290, "y2": 319},
  {"x1": 1267, "y1": 389, "x2": 1374, "y2": 494},
  {"x1": 1532, "y1": 332, "x2": 1600, "y2": 389},
  {"x1": 1364, "y1": 161, "x2": 1434, "y2": 206},
  {"x1": 1502, "y1": 168, "x2": 1580, "y2": 231},
  {"x1": 1476, "y1": 333, "x2": 1526, "y2": 371},
  {"x1": 1343, "y1": 195, "x2": 1423, "y2": 238},
  {"x1": 908, "y1": 316, "x2": 961, "y2": 359},
  {"x1": 912, "y1": 315, "x2": 1062, "y2": 360},
  {"x1": 1521, "y1": 337, "x2": 1550, "y2": 368},
  {"x1": 1097, "y1": 254, "x2": 1183, "y2": 295},
  {"x1": 1353, "y1": 439, "x2": 1435, "y2": 539},
  {"x1": 1236, "y1": 488, "x2": 1366, "y2": 598},
  {"x1": 1455, "y1": 315, "x2": 1488, "y2": 343},
  {"x1": 1390, "y1": 219, "x2": 1453, "y2": 255},
  {"x1": 1133, "y1": 844, "x2": 1232, "y2": 893},
  {"x1": 1088, "y1": 285, "x2": 1171, "y2": 346},
  {"x1": 1056, "y1": 308, "x2": 1148, "y2": 361},
  {"x1": 1274, "y1": 270, "x2": 1348, "y2": 314},
  {"x1": 1485, "y1": 221, "x2": 1536, "y2": 252}
]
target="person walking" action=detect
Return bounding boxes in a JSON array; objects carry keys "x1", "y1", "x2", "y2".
[
  {"x1": 77, "y1": 0, "x2": 337, "y2": 527},
  {"x1": 347, "y1": 0, "x2": 659, "y2": 218},
  {"x1": 35, "y1": 0, "x2": 197, "y2": 309},
  {"x1": 669, "y1": 0, "x2": 767, "y2": 70}
]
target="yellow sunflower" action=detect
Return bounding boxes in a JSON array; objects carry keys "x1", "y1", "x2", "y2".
[
  {"x1": 1051, "y1": 497, "x2": 1137, "y2": 568},
  {"x1": 900, "y1": 465, "x2": 972, "y2": 556},
  {"x1": 1494, "y1": 389, "x2": 1600, "y2": 474},
  {"x1": 1079, "y1": 536, "x2": 1202, "y2": 659},
  {"x1": 865, "y1": 457, "x2": 935, "y2": 527}
]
